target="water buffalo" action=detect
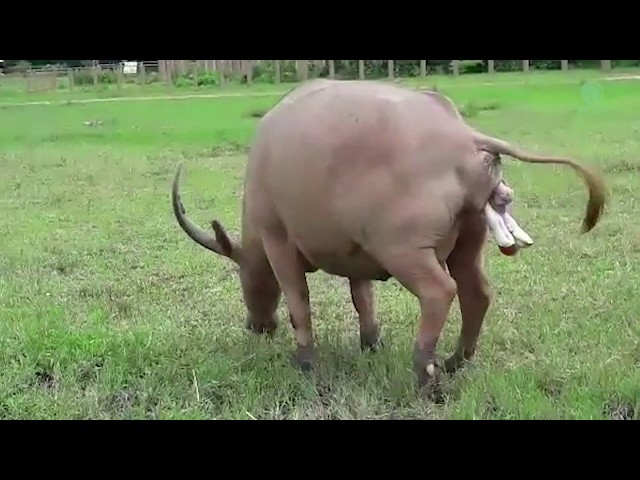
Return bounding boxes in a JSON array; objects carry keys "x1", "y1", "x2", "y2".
[{"x1": 171, "y1": 79, "x2": 606, "y2": 397}]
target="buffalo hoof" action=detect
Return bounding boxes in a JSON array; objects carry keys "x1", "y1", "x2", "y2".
[
  {"x1": 413, "y1": 349, "x2": 445, "y2": 404},
  {"x1": 419, "y1": 380, "x2": 445, "y2": 404},
  {"x1": 244, "y1": 316, "x2": 278, "y2": 336},
  {"x1": 294, "y1": 344, "x2": 316, "y2": 372},
  {"x1": 444, "y1": 349, "x2": 475, "y2": 374},
  {"x1": 360, "y1": 326, "x2": 383, "y2": 352},
  {"x1": 416, "y1": 364, "x2": 445, "y2": 404},
  {"x1": 443, "y1": 353, "x2": 466, "y2": 374}
]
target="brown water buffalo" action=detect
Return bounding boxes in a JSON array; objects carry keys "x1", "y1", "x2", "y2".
[{"x1": 171, "y1": 79, "x2": 606, "y2": 397}]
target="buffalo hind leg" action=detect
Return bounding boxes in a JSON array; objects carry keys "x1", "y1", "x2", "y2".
[
  {"x1": 444, "y1": 214, "x2": 492, "y2": 374},
  {"x1": 349, "y1": 278, "x2": 381, "y2": 351},
  {"x1": 374, "y1": 245, "x2": 457, "y2": 399},
  {"x1": 262, "y1": 233, "x2": 315, "y2": 371}
]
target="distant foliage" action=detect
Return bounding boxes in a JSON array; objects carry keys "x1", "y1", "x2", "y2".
[
  {"x1": 252, "y1": 61, "x2": 299, "y2": 83},
  {"x1": 173, "y1": 71, "x2": 220, "y2": 88},
  {"x1": 145, "y1": 72, "x2": 160, "y2": 84},
  {"x1": 71, "y1": 67, "x2": 159, "y2": 86},
  {"x1": 244, "y1": 60, "x2": 640, "y2": 84},
  {"x1": 73, "y1": 69, "x2": 118, "y2": 86}
]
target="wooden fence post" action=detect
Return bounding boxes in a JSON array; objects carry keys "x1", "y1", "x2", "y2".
[
  {"x1": 388, "y1": 60, "x2": 394, "y2": 79},
  {"x1": 601, "y1": 60, "x2": 612, "y2": 71},
  {"x1": 488, "y1": 60, "x2": 495, "y2": 73},
  {"x1": 420, "y1": 60, "x2": 426, "y2": 77},
  {"x1": 67, "y1": 69, "x2": 74, "y2": 90},
  {"x1": 192, "y1": 61, "x2": 199, "y2": 87},
  {"x1": 328, "y1": 60, "x2": 335, "y2": 79},
  {"x1": 451, "y1": 60, "x2": 459, "y2": 76},
  {"x1": 116, "y1": 63, "x2": 123, "y2": 89},
  {"x1": 561, "y1": 60, "x2": 569, "y2": 71},
  {"x1": 522, "y1": 60, "x2": 530, "y2": 72},
  {"x1": 139, "y1": 62, "x2": 146, "y2": 85},
  {"x1": 358, "y1": 60, "x2": 365, "y2": 79}
]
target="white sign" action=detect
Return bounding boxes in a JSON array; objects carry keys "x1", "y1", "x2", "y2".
[{"x1": 122, "y1": 61, "x2": 138, "y2": 75}]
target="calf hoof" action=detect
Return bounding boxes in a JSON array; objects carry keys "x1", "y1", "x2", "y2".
[
  {"x1": 360, "y1": 326, "x2": 383, "y2": 352},
  {"x1": 294, "y1": 344, "x2": 316, "y2": 372}
]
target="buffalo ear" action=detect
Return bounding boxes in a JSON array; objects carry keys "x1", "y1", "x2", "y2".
[{"x1": 211, "y1": 220, "x2": 241, "y2": 262}]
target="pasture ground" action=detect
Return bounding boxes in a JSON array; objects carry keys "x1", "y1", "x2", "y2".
[{"x1": 1, "y1": 70, "x2": 639, "y2": 419}]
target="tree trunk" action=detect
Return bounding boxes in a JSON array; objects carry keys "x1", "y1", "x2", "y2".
[
  {"x1": 274, "y1": 60, "x2": 281, "y2": 83},
  {"x1": 297, "y1": 60, "x2": 309, "y2": 81},
  {"x1": 246, "y1": 60, "x2": 253, "y2": 84}
]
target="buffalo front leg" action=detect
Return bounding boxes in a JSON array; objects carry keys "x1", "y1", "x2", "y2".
[
  {"x1": 444, "y1": 214, "x2": 492, "y2": 374},
  {"x1": 242, "y1": 257, "x2": 281, "y2": 335},
  {"x1": 262, "y1": 233, "x2": 315, "y2": 371},
  {"x1": 349, "y1": 278, "x2": 381, "y2": 351},
  {"x1": 374, "y1": 245, "x2": 457, "y2": 398}
]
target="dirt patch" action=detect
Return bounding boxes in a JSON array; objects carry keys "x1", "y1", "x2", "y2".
[
  {"x1": 33, "y1": 368, "x2": 57, "y2": 390},
  {"x1": 77, "y1": 358, "x2": 105, "y2": 386},
  {"x1": 603, "y1": 159, "x2": 640, "y2": 174},
  {"x1": 460, "y1": 100, "x2": 501, "y2": 118},
  {"x1": 50, "y1": 258, "x2": 76, "y2": 276},
  {"x1": 185, "y1": 142, "x2": 248, "y2": 158},
  {"x1": 604, "y1": 399, "x2": 636, "y2": 420},
  {"x1": 107, "y1": 389, "x2": 138, "y2": 414},
  {"x1": 483, "y1": 394, "x2": 507, "y2": 418},
  {"x1": 536, "y1": 376, "x2": 564, "y2": 398},
  {"x1": 244, "y1": 108, "x2": 268, "y2": 119},
  {"x1": 77, "y1": 282, "x2": 138, "y2": 321}
]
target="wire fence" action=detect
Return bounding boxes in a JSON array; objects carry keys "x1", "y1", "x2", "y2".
[{"x1": 0, "y1": 60, "x2": 624, "y2": 95}]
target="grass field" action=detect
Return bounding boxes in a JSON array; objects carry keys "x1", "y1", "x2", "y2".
[{"x1": 1, "y1": 71, "x2": 639, "y2": 419}]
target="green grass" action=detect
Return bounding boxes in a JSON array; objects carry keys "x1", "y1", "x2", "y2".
[
  {"x1": 1, "y1": 72, "x2": 639, "y2": 419},
  {"x1": 0, "y1": 76, "x2": 291, "y2": 104}
]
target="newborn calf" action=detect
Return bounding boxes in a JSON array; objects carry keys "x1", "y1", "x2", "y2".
[{"x1": 485, "y1": 180, "x2": 533, "y2": 256}]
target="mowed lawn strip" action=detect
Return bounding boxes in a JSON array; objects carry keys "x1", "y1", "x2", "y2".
[{"x1": 0, "y1": 75, "x2": 638, "y2": 419}]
